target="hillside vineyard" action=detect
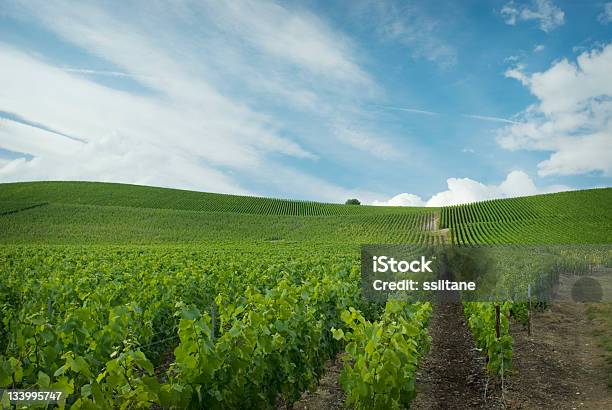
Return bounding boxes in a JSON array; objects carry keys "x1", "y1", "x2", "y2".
[{"x1": 0, "y1": 182, "x2": 610, "y2": 408}]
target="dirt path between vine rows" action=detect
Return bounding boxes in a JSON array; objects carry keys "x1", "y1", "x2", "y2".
[
  {"x1": 284, "y1": 355, "x2": 345, "y2": 409},
  {"x1": 411, "y1": 302, "x2": 504, "y2": 409},
  {"x1": 425, "y1": 212, "x2": 450, "y2": 244}
]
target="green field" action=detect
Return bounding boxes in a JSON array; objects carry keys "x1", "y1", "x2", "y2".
[
  {"x1": 441, "y1": 188, "x2": 612, "y2": 244},
  {"x1": 0, "y1": 181, "x2": 436, "y2": 246},
  {"x1": 0, "y1": 182, "x2": 610, "y2": 409},
  {"x1": 0, "y1": 181, "x2": 424, "y2": 216},
  {"x1": 1, "y1": 182, "x2": 610, "y2": 245}
]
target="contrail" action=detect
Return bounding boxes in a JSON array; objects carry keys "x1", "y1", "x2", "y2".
[
  {"x1": 374, "y1": 105, "x2": 438, "y2": 116},
  {"x1": 63, "y1": 68, "x2": 153, "y2": 80},
  {"x1": 463, "y1": 114, "x2": 520, "y2": 124}
]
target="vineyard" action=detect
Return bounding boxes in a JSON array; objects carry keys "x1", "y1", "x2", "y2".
[
  {"x1": 0, "y1": 182, "x2": 610, "y2": 408},
  {"x1": 0, "y1": 181, "x2": 423, "y2": 217},
  {"x1": 441, "y1": 188, "x2": 612, "y2": 244}
]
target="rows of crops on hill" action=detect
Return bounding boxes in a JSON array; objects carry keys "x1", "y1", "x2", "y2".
[
  {"x1": 0, "y1": 201, "x2": 47, "y2": 216},
  {"x1": 0, "y1": 202, "x2": 440, "y2": 245},
  {"x1": 442, "y1": 189, "x2": 612, "y2": 381},
  {"x1": 0, "y1": 182, "x2": 425, "y2": 217},
  {"x1": 440, "y1": 188, "x2": 612, "y2": 244},
  {"x1": 1, "y1": 182, "x2": 610, "y2": 407}
]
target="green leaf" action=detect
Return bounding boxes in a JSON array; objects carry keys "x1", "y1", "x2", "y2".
[
  {"x1": 38, "y1": 371, "x2": 51, "y2": 389},
  {"x1": 331, "y1": 328, "x2": 344, "y2": 341}
]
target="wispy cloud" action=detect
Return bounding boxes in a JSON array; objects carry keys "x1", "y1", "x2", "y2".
[
  {"x1": 501, "y1": 0, "x2": 565, "y2": 32},
  {"x1": 0, "y1": 0, "x2": 393, "y2": 202},
  {"x1": 351, "y1": 1, "x2": 457, "y2": 68},
  {"x1": 598, "y1": 2, "x2": 612, "y2": 24},
  {"x1": 333, "y1": 124, "x2": 402, "y2": 160},
  {"x1": 200, "y1": 0, "x2": 373, "y2": 86}
]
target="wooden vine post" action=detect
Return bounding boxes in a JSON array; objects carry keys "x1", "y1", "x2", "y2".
[
  {"x1": 528, "y1": 284, "x2": 532, "y2": 336},
  {"x1": 495, "y1": 304, "x2": 501, "y2": 339},
  {"x1": 495, "y1": 303, "x2": 504, "y2": 396},
  {"x1": 211, "y1": 302, "x2": 216, "y2": 341}
]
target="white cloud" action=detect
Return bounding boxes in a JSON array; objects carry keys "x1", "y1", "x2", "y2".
[
  {"x1": 504, "y1": 63, "x2": 530, "y2": 84},
  {"x1": 202, "y1": 0, "x2": 371, "y2": 85},
  {"x1": 0, "y1": 0, "x2": 389, "y2": 202},
  {"x1": 501, "y1": 0, "x2": 565, "y2": 32},
  {"x1": 372, "y1": 170, "x2": 571, "y2": 207},
  {"x1": 333, "y1": 125, "x2": 403, "y2": 160},
  {"x1": 498, "y1": 44, "x2": 612, "y2": 176},
  {"x1": 426, "y1": 177, "x2": 502, "y2": 207},
  {"x1": 534, "y1": 44, "x2": 545, "y2": 52},
  {"x1": 0, "y1": 120, "x2": 248, "y2": 194},
  {"x1": 352, "y1": 1, "x2": 456, "y2": 67},
  {"x1": 598, "y1": 2, "x2": 612, "y2": 24},
  {"x1": 0, "y1": 119, "x2": 82, "y2": 157},
  {"x1": 505, "y1": 55, "x2": 520, "y2": 63},
  {"x1": 0, "y1": 44, "x2": 310, "y2": 169},
  {"x1": 373, "y1": 193, "x2": 426, "y2": 207}
]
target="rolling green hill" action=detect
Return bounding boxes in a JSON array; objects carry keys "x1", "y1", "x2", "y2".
[
  {"x1": 0, "y1": 181, "x2": 610, "y2": 408},
  {"x1": 0, "y1": 181, "x2": 422, "y2": 216},
  {"x1": 0, "y1": 182, "x2": 610, "y2": 245},
  {"x1": 0, "y1": 181, "x2": 436, "y2": 245},
  {"x1": 441, "y1": 188, "x2": 612, "y2": 244}
]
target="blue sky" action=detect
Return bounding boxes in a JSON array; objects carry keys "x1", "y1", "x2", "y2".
[{"x1": 0, "y1": 0, "x2": 610, "y2": 205}]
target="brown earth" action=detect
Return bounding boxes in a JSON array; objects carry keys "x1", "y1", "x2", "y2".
[
  {"x1": 291, "y1": 302, "x2": 611, "y2": 409},
  {"x1": 284, "y1": 356, "x2": 345, "y2": 410},
  {"x1": 503, "y1": 303, "x2": 611, "y2": 409},
  {"x1": 411, "y1": 302, "x2": 504, "y2": 409}
]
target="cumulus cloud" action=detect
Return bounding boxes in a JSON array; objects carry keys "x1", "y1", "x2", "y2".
[
  {"x1": 373, "y1": 193, "x2": 426, "y2": 207},
  {"x1": 599, "y1": 2, "x2": 612, "y2": 24},
  {"x1": 501, "y1": 0, "x2": 565, "y2": 32},
  {"x1": 498, "y1": 43, "x2": 612, "y2": 177},
  {"x1": 372, "y1": 170, "x2": 571, "y2": 207}
]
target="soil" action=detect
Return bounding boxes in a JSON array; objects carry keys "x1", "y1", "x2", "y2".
[
  {"x1": 286, "y1": 356, "x2": 345, "y2": 409},
  {"x1": 411, "y1": 302, "x2": 504, "y2": 409},
  {"x1": 503, "y1": 303, "x2": 611, "y2": 409},
  {"x1": 154, "y1": 350, "x2": 175, "y2": 383}
]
